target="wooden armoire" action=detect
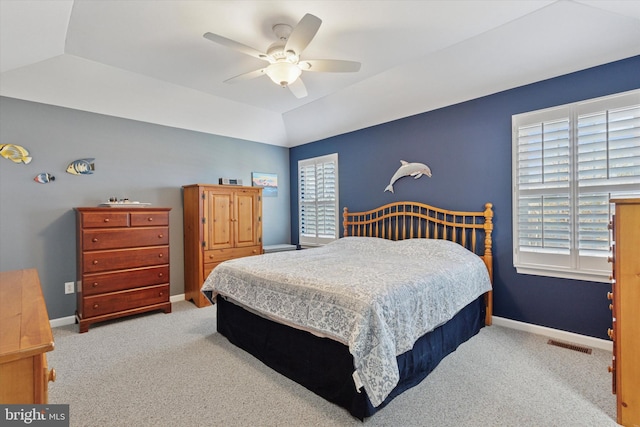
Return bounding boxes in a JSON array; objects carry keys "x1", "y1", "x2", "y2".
[
  {"x1": 608, "y1": 198, "x2": 640, "y2": 427},
  {"x1": 183, "y1": 184, "x2": 262, "y2": 307}
]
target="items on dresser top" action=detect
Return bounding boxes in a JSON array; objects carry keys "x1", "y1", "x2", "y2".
[
  {"x1": 0, "y1": 269, "x2": 56, "y2": 404},
  {"x1": 99, "y1": 201, "x2": 151, "y2": 207},
  {"x1": 75, "y1": 207, "x2": 172, "y2": 333}
]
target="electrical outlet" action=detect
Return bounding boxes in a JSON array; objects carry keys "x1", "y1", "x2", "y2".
[{"x1": 65, "y1": 281, "x2": 75, "y2": 294}]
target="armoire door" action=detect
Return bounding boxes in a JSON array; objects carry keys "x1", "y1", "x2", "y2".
[
  {"x1": 204, "y1": 190, "x2": 233, "y2": 250},
  {"x1": 234, "y1": 190, "x2": 261, "y2": 248}
]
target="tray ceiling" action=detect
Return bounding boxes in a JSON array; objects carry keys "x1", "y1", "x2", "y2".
[{"x1": 1, "y1": 1, "x2": 639, "y2": 147}]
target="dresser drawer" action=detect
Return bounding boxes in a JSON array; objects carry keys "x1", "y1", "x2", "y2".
[
  {"x1": 204, "y1": 246, "x2": 261, "y2": 263},
  {"x1": 82, "y1": 266, "x2": 169, "y2": 296},
  {"x1": 83, "y1": 284, "x2": 169, "y2": 317},
  {"x1": 83, "y1": 246, "x2": 169, "y2": 273},
  {"x1": 131, "y1": 211, "x2": 169, "y2": 227},
  {"x1": 83, "y1": 227, "x2": 169, "y2": 250},
  {"x1": 81, "y1": 212, "x2": 130, "y2": 228}
]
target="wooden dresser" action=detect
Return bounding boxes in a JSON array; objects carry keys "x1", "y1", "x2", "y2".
[
  {"x1": 608, "y1": 198, "x2": 640, "y2": 427},
  {"x1": 183, "y1": 184, "x2": 262, "y2": 307},
  {"x1": 0, "y1": 269, "x2": 55, "y2": 403},
  {"x1": 75, "y1": 207, "x2": 172, "y2": 333}
]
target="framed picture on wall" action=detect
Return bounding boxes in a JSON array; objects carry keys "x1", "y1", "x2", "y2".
[{"x1": 252, "y1": 172, "x2": 277, "y2": 197}]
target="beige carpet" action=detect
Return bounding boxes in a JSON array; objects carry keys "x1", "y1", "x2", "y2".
[{"x1": 48, "y1": 301, "x2": 617, "y2": 426}]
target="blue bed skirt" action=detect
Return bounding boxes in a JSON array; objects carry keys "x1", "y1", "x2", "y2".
[{"x1": 208, "y1": 292, "x2": 485, "y2": 419}]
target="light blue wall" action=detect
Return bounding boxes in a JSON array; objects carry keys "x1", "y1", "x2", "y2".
[{"x1": 0, "y1": 97, "x2": 291, "y2": 319}]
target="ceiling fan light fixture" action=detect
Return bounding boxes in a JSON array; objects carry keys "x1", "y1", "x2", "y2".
[
  {"x1": 204, "y1": 13, "x2": 360, "y2": 96},
  {"x1": 265, "y1": 61, "x2": 301, "y2": 87}
]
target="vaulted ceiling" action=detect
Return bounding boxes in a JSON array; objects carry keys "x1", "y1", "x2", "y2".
[{"x1": 1, "y1": 1, "x2": 639, "y2": 147}]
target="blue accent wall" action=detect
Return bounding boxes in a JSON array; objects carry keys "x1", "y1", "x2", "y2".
[{"x1": 289, "y1": 55, "x2": 640, "y2": 339}]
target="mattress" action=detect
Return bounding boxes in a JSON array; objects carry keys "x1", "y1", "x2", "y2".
[
  {"x1": 212, "y1": 293, "x2": 485, "y2": 419},
  {"x1": 202, "y1": 236, "x2": 492, "y2": 407}
]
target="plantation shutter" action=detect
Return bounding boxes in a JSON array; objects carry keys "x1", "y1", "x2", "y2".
[
  {"x1": 299, "y1": 153, "x2": 339, "y2": 246},
  {"x1": 577, "y1": 105, "x2": 640, "y2": 257},
  {"x1": 516, "y1": 117, "x2": 571, "y2": 256},
  {"x1": 513, "y1": 90, "x2": 640, "y2": 282}
]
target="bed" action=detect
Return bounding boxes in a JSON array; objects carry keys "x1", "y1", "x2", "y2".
[{"x1": 202, "y1": 201, "x2": 494, "y2": 419}]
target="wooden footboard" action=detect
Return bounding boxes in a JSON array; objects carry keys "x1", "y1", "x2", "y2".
[{"x1": 343, "y1": 201, "x2": 494, "y2": 325}]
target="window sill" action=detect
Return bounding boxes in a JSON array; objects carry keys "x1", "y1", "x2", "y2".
[{"x1": 514, "y1": 265, "x2": 610, "y2": 283}]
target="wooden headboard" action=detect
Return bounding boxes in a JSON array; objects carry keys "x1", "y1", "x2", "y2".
[{"x1": 342, "y1": 201, "x2": 494, "y2": 325}]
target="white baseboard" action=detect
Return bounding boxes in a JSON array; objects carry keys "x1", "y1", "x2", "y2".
[
  {"x1": 50, "y1": 315, "x2": 76, "y2": 328},
  {"x1": 492, "y1": 316, "x2": 612, "y2": 352},
  {"x1": 48, "y1": 298, "x2": 610, "y2": 353},
  {"x1": 170, "y1": 293, "x2": 185, "y2": 303},
  {"x1": 49, "y1": 293, "x2": 187, "y2": 328}
]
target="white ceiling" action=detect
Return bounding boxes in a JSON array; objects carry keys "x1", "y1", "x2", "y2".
[{"x1": 1, "y1": 1, "x2": 639, "y2": 147}]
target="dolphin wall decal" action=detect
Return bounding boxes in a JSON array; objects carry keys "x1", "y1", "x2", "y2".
[{"x1": 384, "y1": 160, "x2": 432, "y2": 193}]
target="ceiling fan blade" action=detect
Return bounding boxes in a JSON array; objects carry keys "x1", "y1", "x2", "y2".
[
  {"x1": 204, "y1": 32, "x2": 270, "y2": 62},
  {"x1": 284, "y1": 14, "x2": 322, "y2": 56},
  {"x1": 288, "y1": 78, "x2": 308, "y2": 98},
  {"x1": 299, "y1": 59, "x2": 361, "y2": 73},
  {"x1": 224, "y1": 68, "x2": 266, "y2": 84}
]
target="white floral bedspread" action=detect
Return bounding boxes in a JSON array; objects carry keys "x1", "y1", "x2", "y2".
[{"x1": 201, "y1": 236, "x2": 491, "y2": 407}]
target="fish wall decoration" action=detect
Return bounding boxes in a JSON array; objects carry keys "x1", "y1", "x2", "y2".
[
  {"x1": 0, "y1": 144, "x2": 32, "y2": 164},
  {"x1": 384, "y1": 160, "x2": 432, "y2": 193},
  {"x1": 34, "y1": 173, "x2": 55, "y2": 184},
  {"x1": 66, "y1": 158, "x2": 95, "y2": 175}
]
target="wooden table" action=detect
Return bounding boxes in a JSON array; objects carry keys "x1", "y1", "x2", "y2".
[{"x1": 0, "y1": 269, "x2": 55, "y2": 403}]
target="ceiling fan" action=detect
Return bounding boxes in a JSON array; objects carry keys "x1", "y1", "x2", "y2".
[{"x1": 203, "y1": 13, "x2": 361, "y2": 98}]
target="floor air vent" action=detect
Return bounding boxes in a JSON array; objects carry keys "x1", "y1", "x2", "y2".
[{"x1": 547, "y1": 339, "x2": 592, "y2": 354}]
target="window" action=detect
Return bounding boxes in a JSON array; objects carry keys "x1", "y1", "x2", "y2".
[
  {"x1": 298, "y1": 153, "x2": 339, "y2": 246},
  {"x1": 513, "y1": 90, "x2": 640, "y2": 282}
]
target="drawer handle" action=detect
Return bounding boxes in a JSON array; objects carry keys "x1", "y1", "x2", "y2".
[
  {"x1": 608, "y1": 328, "x2": 614, "y2": 340},
  {"x1": 93, "y1": 303, "x2": 99, "y2": 309},
  {"x1": 158, "y1": 253, "x2": 164, "y2": 258},
  {"x1": 158, "y1": 234, "x2": 164, "y2": 238},
  {"x1": 104, "y1": 218, "x2": 110, "y2": 223},
  {"x1": 158, "y1": 272, "x2": 164, "y2": 277},
  {"x1": 92, "y1": 260, "x2": 99, "y2": 265},
  {"x1": 608, "y1": 365, "x2": 614, "y2": 373},
  {"x1": 209, "y1": 254, "x2": 214, "y2": 259},
  {"x1": 148, "y1": 217, "x2": 154, "y2": 222},
  {"x1": 48, "y1": 368, "x2": 56, "y2": 383},
  {"x1": 92, "y1": 238, "x2": 99, "y2": 242},
  {"x1": 609, "y1": 303, "x2": 613, "y2": 311},
  {"x1": 159, "y1": 292, "x2": 164, "y2": 297},
  {"x1": 92, "y1": 282, "x2": 98, "y2": 288}
]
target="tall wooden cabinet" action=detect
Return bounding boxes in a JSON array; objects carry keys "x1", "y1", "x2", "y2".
[
  {"x1": 75, "y1": 207, "x2": 172, "y2": 333},
  {"x1": 608, "y1": 198, "x2": 640, "y2": 427},
  {"x1": 183, "y1": 184, "x2": 262, "y2": 307}
]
